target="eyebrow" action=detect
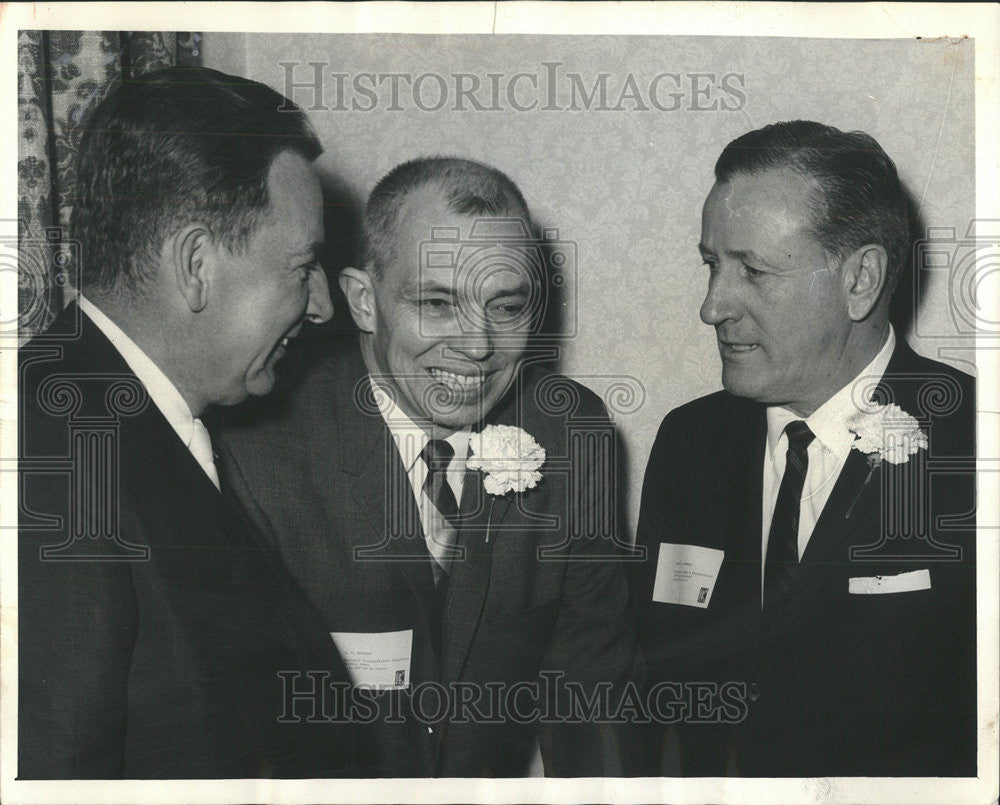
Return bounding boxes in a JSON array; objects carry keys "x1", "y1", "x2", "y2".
[
  {"x1": 726, "y1": 249, "x2": 780, "y2": 269},
  {"x1": 414, "y1": 281, "x2": 457, "y2": 295},
  {"x1": 698, "y1": 244, "x2": 779, "y2": 270},
  {"x1": 489, "y1": 281, "x2": 533, "y2": 297}
]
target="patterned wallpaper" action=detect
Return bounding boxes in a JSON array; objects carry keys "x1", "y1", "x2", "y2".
[{"x1": 202, "y1": 32, "x2": 976, "y2": 533}]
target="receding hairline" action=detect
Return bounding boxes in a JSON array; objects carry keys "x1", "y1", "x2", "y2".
[{"x1": 362, "y1": 157, "x2": 530, "y2": 278}]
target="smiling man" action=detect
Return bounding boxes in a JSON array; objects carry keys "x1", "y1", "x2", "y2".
[
  {"x1": 633, "y1": 121, "x2": 976, "y2": 777},
  {"x1": 18, "y1": 68, "x2": 354, "y2": 778},
  {"x1": 345, "y1": 179, "x2": 533, "y2": 434},
  {"x1": 215, "y1": 157, "x2": 638, "y2": 777}
]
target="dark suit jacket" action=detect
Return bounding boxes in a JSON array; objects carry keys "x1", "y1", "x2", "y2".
[
  {"x1": 18, "y1": 304, "x2": 357, "y2": 779},
  {"x1": 213, "y1": 336, "x2": 639, "y2": 777},
  {"x1": 634, "y1": 340, "x2": 976, "y2": 777}
]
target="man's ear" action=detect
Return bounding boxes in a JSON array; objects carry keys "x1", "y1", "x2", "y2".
[
  {"x1": 339, "y1": 266, "x2": 377, "y2": 333},
  {"x1": 170, "y1": 224, "x2": 213, "y2": 312},
  {"x1": 842, "y1": 244, "x2": 888, "y2": 321}
]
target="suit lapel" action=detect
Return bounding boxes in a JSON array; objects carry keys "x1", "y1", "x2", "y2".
[
  {"x1": 766, "y1": 342, "x2": 917, "y2": 636},
  {"x1": 440, "y1": 383, "x2": 521, "y2": 682},
  {"x1": 798, "y1": 449, "x2": 880, "y2": 570},
  {"x1": 798, "y1": 341, "x2": 918, "y2": 576},
  {"x1": 66, "y1": 306, "x2": 233, "y2": 532},
  {"x1": 341, "y1": 372, "x2": 440, "y2": 636},
  {"x1": 441, "y1": 467, "x2": 510, "y2": 681}
]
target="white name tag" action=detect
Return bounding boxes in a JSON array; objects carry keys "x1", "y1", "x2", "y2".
[
  {"x1": 849, "y1": 569, "x2": 931, "y2": 595},
  {"x1": 652, "y1": 543, "x2": 725, "y2": 608},
  {"x1": 330, "y1": 629, "x2": 413, "y2": 689}
]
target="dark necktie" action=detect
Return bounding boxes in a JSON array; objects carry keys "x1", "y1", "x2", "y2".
[
  {"x1": 420, "y1": 439, "x2": 459, "y2": 587},
  {"x1": 763, "y1": 420, "x2": 815, "y2": 609}
]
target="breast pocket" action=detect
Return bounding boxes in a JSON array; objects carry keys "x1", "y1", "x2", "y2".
[{"x1": 847, "y1": 569, "x2": 932, "y2": 596}]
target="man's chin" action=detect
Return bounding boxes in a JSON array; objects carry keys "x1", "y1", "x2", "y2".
[
  {"x1": 720, "y1": 369, "x2": 765, "y2": 403},
  {"x1": 244, "y1": 368, "x2": 277, "y2": 399},
  {"x1": 425, "y1": 404, "x2": 485, "y2": 432}
]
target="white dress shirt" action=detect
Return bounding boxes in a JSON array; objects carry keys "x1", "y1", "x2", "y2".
[
  {"x1": 370, "y1": 377, "x2": 469, "y2": 559},
  {"x1": 78, "y1": 295, "x2": 220, "y2": 490},
  {"x1": 760, "y1": 326, "x2": 896, "y2": 596}
]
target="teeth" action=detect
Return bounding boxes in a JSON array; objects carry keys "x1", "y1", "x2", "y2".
[
  {"x1": 281, "y1": 337, "x2": 289, "y2": 347},
  {"x1": 429, "y1": 368, "x2": 483, "y2": 390},
  {"x1": 726, "y1": 343, "x2": 757, "y2": 352}
]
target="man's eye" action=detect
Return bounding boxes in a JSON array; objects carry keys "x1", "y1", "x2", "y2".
[
  {"x1": 743, "y1": 264, "x2": 764, "y2": 278},
  {"x1": 489, "y1": 302, "x2": 527, "y2": 321},
  {"x1": 420, "y1": 298, "x2": 453, "y2": 309}
]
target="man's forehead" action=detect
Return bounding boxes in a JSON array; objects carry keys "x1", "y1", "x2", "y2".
[
  {"x1": 259, "y1": 151, "x2": 324, "y2": 243},
  {"x1": 385, "y1": 190, "x2": 536, "y2": 288},
  {"x1": 703, "y1": 168, "x2": 821, "y2": 240},
  {"x1": 402, "y1": 250, "x2": 536, "y2": 296},
  {"x1": 395, "y1": 184, "x2": 508, "y2": 241}
]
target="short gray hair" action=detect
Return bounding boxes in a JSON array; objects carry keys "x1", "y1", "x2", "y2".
[{"x1": 362, "y1": 157, "x2": 529, "y2": 279}]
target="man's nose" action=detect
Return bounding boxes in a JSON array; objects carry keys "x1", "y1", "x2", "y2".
[
  {"x1": 699, "y1": 270, "x2": 739, "y2": 326},
  {"x1": 305, "y1": 267, "x2": 334, "y2": 324},
  {"x1": 451, "y1": 313, "x2": 494, "y2": 361}
]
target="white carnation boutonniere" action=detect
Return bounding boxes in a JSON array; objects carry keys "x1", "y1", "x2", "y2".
[
  {"x1": 846, "y1": 402, "x2": 928, "y2": 466},
  {"x1": 467, "y1": 424, "x2": 546, "y2": 496},
  {"x1": 843, "y1": 402, "x2": 928, "y2": 519},
  {"x1": 467, "y1": 425, "x2": 546, "y2": 542}
]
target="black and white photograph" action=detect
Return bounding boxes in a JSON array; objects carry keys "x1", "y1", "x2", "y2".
[{"x1": 1, "y1": 3, "x2": 997, "y2": 803}]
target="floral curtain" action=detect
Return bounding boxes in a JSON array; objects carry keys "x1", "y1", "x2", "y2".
[{"x1": 17, "y1": 31, "x2": 201, "y2": 341}]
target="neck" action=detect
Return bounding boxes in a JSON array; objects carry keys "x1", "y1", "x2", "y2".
[
  {"x1": 787, "y1": 319, "x2": 890, "y2": 418},
  {"x1": 86, "y1": 290, "x2": 210, "y2": 417}
]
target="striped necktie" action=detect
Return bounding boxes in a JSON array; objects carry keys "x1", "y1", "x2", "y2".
[{"x1": 420, "y1": 439, "x2": 459, "y2": 586}]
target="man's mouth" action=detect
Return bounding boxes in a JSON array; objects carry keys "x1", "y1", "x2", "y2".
[
  {"x1": 268, "y1": 335, "x2": 293, "y2": 364},
  {"x1": 428, "y1": 368, "x2": 485, "y2": 393},
  {"x1": 275, "y1": 320, "x2": 305, "y2": 357},
  {"x1": 719, "y1": 339, "x2": 759, "y2": 354}
]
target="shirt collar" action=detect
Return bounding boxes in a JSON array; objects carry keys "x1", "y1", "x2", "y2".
[
  {"x1": 766, "y1": 325, "x2": 896, "y2": 457},
  {"x1": 78, "y1": 294, "x2": 201, "y2": 450},
  {"x1": 369, "y1": 375, "x2": 470, "y2": 471}
]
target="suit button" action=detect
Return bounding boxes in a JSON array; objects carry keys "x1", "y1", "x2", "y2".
[{"x1": 749, "y1": 683, "x2": 760, "y2": 702}]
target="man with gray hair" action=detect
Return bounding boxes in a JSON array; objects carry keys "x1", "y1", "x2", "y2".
[{"x1": 216, "y1": 157, "x2": 639, "y2": 777}]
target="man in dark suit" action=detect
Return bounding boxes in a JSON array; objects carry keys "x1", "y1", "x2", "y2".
[
  {"x1": 634, "y1": 121, "x2": 976, "y2": 777},
  {"x1": 215, "y1": 157, "x2": 638, "y2": 777},
  {"x1": 18, "y1": 68, "x2": 357, "y2": 778}
]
